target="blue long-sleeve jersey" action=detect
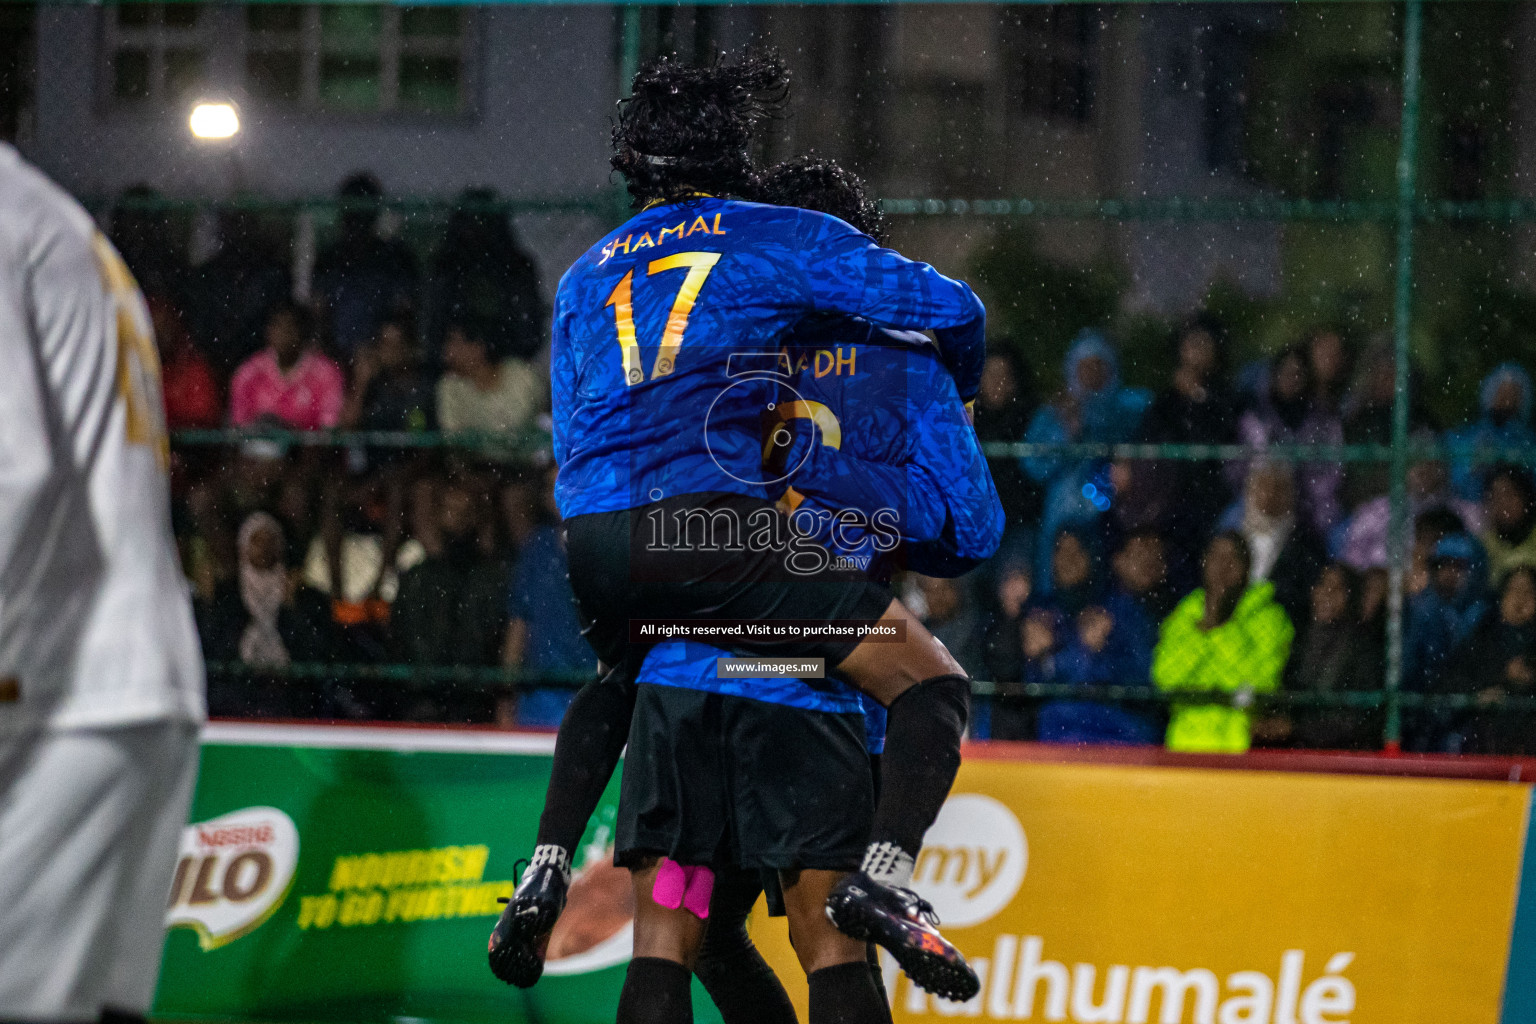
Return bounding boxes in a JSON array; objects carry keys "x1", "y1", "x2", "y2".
[
  {"x1": 635, "y1": 316, "x2": 1004, "y2": 747},
  {"x1": 776, "y1": 318, "x2": 1004, "y2": 580},
  {"x1": 551, "y1": 197, "x2": 986, "y2": 519}
]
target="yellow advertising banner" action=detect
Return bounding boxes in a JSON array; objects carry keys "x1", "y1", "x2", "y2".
[{"x1": 750, "y1": 759, "x2": 1531, "y2": 1024}]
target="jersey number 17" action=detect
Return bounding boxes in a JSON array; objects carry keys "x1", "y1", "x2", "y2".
[{"x1": 604, "y1": 251, "x2": 720, "y2": 386}]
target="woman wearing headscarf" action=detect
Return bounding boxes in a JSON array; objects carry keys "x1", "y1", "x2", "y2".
[
  {"x1": 1022, "y1": 329, "x2": 1150, "y2": 583},
  {"x1": 196, "y1": 512, "x2": 336, "y2": 717},
  {"x1": 1237, "y1": 345, "x2": 1345, "y2": 536},
  {"x1": 1445, "y1": 364, "x2": 1536, "y2": 503},
  {"x1": 237, "y1": 513, "x2": 291, "y2": 667},
  {"x1": 1016, "y1": 527, "x2": 1106, "y2": 683}
]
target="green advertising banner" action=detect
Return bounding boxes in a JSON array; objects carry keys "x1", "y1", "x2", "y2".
[{"x1": 154, "y1": 723, "x2": 724, "y2": 1024}]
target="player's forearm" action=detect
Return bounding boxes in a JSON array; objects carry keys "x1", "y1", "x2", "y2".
[
  {"x1": 919, "y1": 424, "x2": 1005, "y2": 563},
  {"x1": 853, "y1": 278, "x2": 986, "y2": 400},
  {"x1": 805, "y1": 231, "x2": 984, "y2": 332},
  {"x1": 867, "y1": 261, "x2": 985, "y2": 332},
  {"x1": 905, "y1": 474, "x2": 1002, "y2": 575},
  {"x1": 791, "y1": 450, "x2": 946, "y2": 545},
  {"x1": 931, "y1": 314, "x2": 986, "y2": 401}
]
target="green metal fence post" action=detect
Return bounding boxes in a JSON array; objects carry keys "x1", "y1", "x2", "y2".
[
  {"x1": 1385, "y1": 0, "x2": 1424, "y2": 752},
  {"x1": 619, "y1": 5, "x2": 642, "y2": 102},
  {"x1": 613, "y1": 5, "x2": 643, "y2": 220}
]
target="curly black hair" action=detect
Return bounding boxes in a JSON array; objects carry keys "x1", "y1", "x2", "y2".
[
  {"x1": 757, "y1": 156, "x2": 885, "y2": 243},
  {"x1": 611, "y1": 50, "x2": 789, "y2": 208}
]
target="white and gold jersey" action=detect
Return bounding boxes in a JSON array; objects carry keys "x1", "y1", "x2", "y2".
[{"x1": 0, "y1": 143, "x2": 204, "y2": 732}]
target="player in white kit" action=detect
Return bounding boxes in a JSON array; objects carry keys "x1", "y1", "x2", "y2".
[{"x1": 0, "y1": 143, "x2": 205, "y2": 1023}]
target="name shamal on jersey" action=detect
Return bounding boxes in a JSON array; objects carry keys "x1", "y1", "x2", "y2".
[{"x1": 599, "y1": 214, "x2": 728, "y2": 265}]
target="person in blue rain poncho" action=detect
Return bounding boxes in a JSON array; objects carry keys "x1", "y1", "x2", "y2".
[
  {"x1": 1023, "y1": 330, "x2": 1150, "y2": 588},
  {"x1": 1444, "y1": 363, "x2": 1536, "y2": 502}
]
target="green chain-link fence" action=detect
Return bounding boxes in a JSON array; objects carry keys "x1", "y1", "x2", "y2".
[{"x1": 126, "y1": 0, "x2": 1536, "y2": 751}]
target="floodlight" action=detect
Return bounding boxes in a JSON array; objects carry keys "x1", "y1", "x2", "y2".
[{"x1": 190, "y1": 102, "x2": 240, "y2": 140}]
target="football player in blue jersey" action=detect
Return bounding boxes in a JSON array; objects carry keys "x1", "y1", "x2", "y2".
[
  {"x1": 492, "y1": 53, "x2": 989, "y2": 1000},
  {"x1": 608, "y1": 158, "x2": 1004, "y2": 1023}
]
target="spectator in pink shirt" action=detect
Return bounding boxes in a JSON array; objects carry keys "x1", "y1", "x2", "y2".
[{"x1": 230, "y1": 301, "x2": 346, "y2": 430}]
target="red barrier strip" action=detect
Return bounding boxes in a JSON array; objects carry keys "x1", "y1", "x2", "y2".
[{"x1": 963, "y1": 739, "x2": 1536, "y2": 782}]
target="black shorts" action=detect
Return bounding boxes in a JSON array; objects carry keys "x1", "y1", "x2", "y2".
[
  {"x1": 565, "y1": 492, "x2": 893, "y2": 669},
  {"x1": 615, "y1": 683, "x2": 874, "y2": 872},
  {"x1": 759, "y1": 752, "x2": 881, "y2": 918}
]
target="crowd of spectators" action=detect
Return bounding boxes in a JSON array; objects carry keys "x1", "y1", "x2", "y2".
[
  {"x1": 119, "y1": 173, "x2": 574, "y2": 729},
  {"x1": 120, "y1": 174, "x2": 1536, "y2": 754},
  {"x1": 939, "y1": 318, "x2": 1536, "y2": 756},
  {"x1": 132, "y1": 173, "x2": 549, "y2": 442}
]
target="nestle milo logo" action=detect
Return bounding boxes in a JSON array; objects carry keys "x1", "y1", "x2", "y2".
[{"x1": 166, "y1": 807, "x2": 299, "y2": 950}]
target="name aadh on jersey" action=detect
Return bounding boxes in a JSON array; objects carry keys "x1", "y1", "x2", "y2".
[{"x1": 776, "y1": 321, "x2": 1005, "y2": 581}]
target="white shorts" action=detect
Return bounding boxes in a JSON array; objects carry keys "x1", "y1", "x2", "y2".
[{"x1": 0, "y1": 720, "x2": 200, "y2": 1022}]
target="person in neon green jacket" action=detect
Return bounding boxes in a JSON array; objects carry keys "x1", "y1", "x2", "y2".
[{"x1": 1152, "y1": 531, "x2": 1295, "y2": 752}]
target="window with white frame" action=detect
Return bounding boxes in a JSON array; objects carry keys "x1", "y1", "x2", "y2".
[
  {"x1": 105, "y1": 3, "x2": 210, "y2": 104},
  {"x1": 244, "y1": 4, "x2": 467, "y2": 114}
]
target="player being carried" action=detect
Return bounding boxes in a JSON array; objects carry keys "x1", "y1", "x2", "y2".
[
  {"x1": 493, "y1": 50, "x2": 991, "y2": 1002},
  {"x1": 602, "y1": 155, "x2": 1005, "y2": 1024}
]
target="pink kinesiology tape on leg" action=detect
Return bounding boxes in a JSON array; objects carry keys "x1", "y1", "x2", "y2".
[
  {"x1": 681, "y1": 865, "x2": 714, "y2": 920},
  {"x1": 652, "y1": 858, "x2": 688, "y2": 910},
  {"x1": 651, "y1": 859, "x2": 714, "y2": 920}
]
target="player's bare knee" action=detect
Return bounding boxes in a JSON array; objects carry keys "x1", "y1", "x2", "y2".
[
  {"x1": 780, "y1": 869, "x2": 868, "y2": 975},
  {"x1": 629, "y1": 861, "x2": 706, "y2": 968},
  {"x1": 786, "y1": 911, "x2": 867, "y2": 976},
  {"x1": 839, "y1": 635, "x2": 966, "y2": 708}
]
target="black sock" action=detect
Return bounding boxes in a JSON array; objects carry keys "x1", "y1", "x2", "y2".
[
  {"x1": 695, "y1": 946, "x2": 797, "y2": 1024},
  {"x1": 808, "y1": 961, "x2": 893, "y2": 1024},
  {"x1": 866, "y1": 943, "x2": 887, "y2": 1004},
  {"x1": 534, "y1": 666, "x2": 638, "y2": 854},
  {"x1": 618, "y1": 957, "x2": 695, "y2": 1024},
  {"x1": 868, "y1": 674, "x2": 969, "y2": 866},
  {"x1": 694, "y1": 867, "x2": 797, "y2": 1024}
]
